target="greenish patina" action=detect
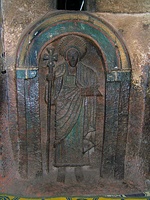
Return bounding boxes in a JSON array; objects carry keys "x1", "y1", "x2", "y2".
[{"x1": 16, "y1": 11, "x2": 130, "y2": 71}]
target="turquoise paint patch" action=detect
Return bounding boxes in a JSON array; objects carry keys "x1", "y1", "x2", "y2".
[
  {"x1": 107, "y1": 71, "x2": 131, "y2": 82},
  {"x1": 16, "y1": 70, "x2": 37, "y2": 79},
  {"x1": 24, "y1": 22, "x2": 117, "y2": 70},
  {"x1": 16, "y1": 70, "x2": 25, "y2": 79}
]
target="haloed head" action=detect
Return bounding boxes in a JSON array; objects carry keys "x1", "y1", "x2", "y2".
[{"x1": 66, "y1": 48, "x2": 79, "y2": 67}]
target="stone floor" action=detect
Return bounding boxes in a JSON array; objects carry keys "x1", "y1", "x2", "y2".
[{"x1": 0, "y1": 171, "x2": 143, "y2": 197}]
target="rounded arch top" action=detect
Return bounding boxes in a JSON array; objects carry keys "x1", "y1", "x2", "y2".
[{"x1": 16, "y1": 11, "x2": 131, "y2": 71}]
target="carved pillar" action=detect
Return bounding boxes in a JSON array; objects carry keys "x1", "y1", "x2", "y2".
[
  {"x1": 102, "y1": 71, "x2": 131, "y2": 179},
  {"x1": 16, "y1": 69, "x2": 42, "y2": 178}
]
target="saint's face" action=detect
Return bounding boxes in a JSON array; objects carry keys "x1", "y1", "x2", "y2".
[{"x1": 66, "y1": 48, "x2": 79, "y2": 67}]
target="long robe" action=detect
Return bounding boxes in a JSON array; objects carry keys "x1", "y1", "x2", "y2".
[{"x1": 53, "y1": 62, "x2": 100, "y2": 167}]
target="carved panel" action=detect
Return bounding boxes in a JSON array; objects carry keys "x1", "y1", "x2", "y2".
[
  {"x1": 38, "y1": 35, "x2": 105, "y2": 182},
  {"x1": 14, "y1": 12, "x2": 131, "y2": 187}
]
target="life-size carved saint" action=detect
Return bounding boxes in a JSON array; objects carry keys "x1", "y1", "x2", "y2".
[{"x1": 45, "y1": 35, "x2": 102, "y2": 182}]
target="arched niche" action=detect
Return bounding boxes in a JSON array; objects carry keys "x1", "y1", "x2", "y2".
[{"x1": 15, "y1": 11, "x2": 131, "y2": 180}]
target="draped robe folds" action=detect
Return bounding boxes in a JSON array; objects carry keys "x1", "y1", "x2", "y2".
[{"x1": 52, "y1": 62, "x2": 101, "y2": 167}]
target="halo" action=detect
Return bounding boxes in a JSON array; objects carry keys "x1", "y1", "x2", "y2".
[{"x1": 58, "y1": 35, "x2": 87, "y2": 59}]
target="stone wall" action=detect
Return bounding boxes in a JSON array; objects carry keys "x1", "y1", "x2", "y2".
[
  {"x1": 95, "y1": 13, "x2": 150, "y2": 188},
  {"x1": 96, "y1": 0, "x2": 150, "y2": 13},
  {"x1": 0, "y1": 0, "x2": 150, "y2": 195}
]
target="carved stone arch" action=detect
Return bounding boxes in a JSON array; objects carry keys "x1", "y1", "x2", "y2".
[
  {"x1": 38, "y1": 32, "x2": 107, "y2": 72},
  {"x1": 15, "y1": 11, "x2": 131, "y2": 180}
]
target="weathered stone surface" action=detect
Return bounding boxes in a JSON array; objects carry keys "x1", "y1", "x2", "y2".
[
  {"x1": 96, "y1": 0, "x2": 150, "y2": 13},
  {"x1": 95, "y1": 13, "x2": 150, "y2": 87},
  {"x1": 0, "y1": 0, "x2": 150, "y2": 196},
  {"x1": 94, "y1": 13, "x2": 150, "y2": 188},
  {"x1": 2, "y1": 0, "x2": 51, "y2": 70},
  {"x1": 139, "y1": 66, "x2": 150, "y2": 184}
]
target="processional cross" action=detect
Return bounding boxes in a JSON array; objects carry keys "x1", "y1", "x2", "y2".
[{"x1": 43, "y1": 48, "x2": 58, "y2": 173}]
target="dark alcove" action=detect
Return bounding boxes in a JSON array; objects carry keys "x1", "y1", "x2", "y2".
[{"x1": 57, "y1": 0, "x2": 85, "y2": 10}]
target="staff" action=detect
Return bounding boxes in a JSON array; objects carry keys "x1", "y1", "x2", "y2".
[{"x1": 43, "y1": 47, "x2": 58, "y2": 173}]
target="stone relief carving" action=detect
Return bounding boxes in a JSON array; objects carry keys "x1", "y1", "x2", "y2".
[
  {"x1": 12, "y1": 12, "x2": 131, "y2": 184},
  {"x1": 39, "y1": 35, "x2": 105, "y2": 182}
]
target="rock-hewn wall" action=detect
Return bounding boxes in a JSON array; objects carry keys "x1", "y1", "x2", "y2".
[
  {"x1": 0, "y1": 0, "x2": 150, "y2": 194},
  {"x1": 95, "y1": 13, "x2": 150, "y2": 188},
  {"x1": 96, "y1": 0, "x2": 150, "y2": 13}
]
